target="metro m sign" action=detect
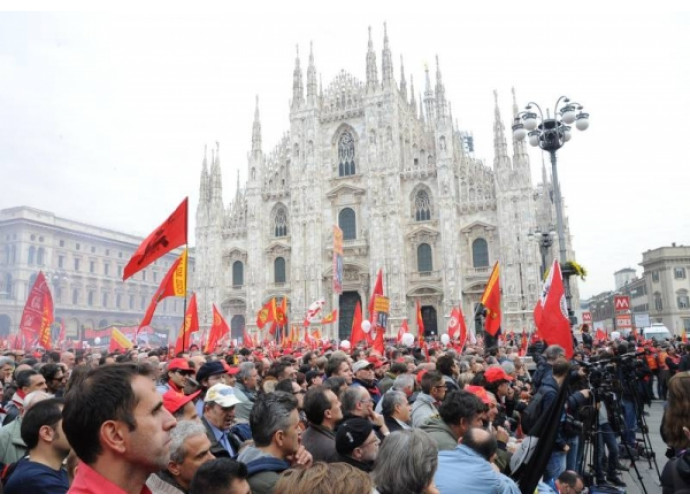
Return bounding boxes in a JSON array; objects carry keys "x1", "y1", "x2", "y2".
[
  {"x1": 614, "y1": 295, "x2": 630, "y2": 312},
  {"x1": 582, "y1": 311, "x2": 592, "y2": 323}
]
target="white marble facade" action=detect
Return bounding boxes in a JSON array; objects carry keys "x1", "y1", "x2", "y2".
[{"x1": 193, "y1": 27, "x2": 579, "y2": 341}]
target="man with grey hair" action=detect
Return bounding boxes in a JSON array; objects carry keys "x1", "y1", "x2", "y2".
[
  {"x1": 372, "y1": 430, "x2": 439, "y2": 494},
  {"x1": 375, "y1": 373, "x2": 414, "y2": 414},
  {"x1": 237, "y1": 392, "x2": 312, "y2": 493},
  {"x1": 147, "y1": 420, "x2": 215, "y2": 494},
  {"x1": 233, "y1": 362, "x2": 259, "y2": 423},
  {"x1": 382, "y1": 390, "x2": 412, "y2": 433}
]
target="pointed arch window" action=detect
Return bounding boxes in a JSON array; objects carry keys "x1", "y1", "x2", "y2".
[
  {"x1": 338, "y1": 131, "x2": 356, "y2": 176},
  {"x1": 275, "y1": 207, "x2": 288, "y2": 237},
  {"x1": 415, "y1": 190, "x2": 432, "y2": 221},
  {"x1": 339, "y1": 208, "x2": 356, "y2": 241},
  {"x1": 417, "y1": 243, "x2": 433, "y2": 273},
  {"x1": 472, "y1": 238, "x2": 489, "y2": 268},
  {"x1": 232, "y1": 261, "x2": 244, "y2": 287},
  {"x1": 274, "y1": 257, "x2": 286, "y2": 284}
]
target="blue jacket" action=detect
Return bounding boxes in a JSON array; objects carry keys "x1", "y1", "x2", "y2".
[{"x1": 435, "y1": 444, "x2": 521, "y2": 494}]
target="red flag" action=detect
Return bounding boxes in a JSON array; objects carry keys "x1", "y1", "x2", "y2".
[
  {"x1": 276, "y1": 297, "x2": 288, "y2": 327},
  {"x1": 123, "y1": 198, "x2": 188, "y2": 280},
  {"x1": 416, "y1": 299, "x2": 425, "y2": 340},
  {"x1": 138, "y1": 250, "x2": 187, "y2": 333},
  {"x1": 174, "y1": 293, "x2": 198, "y2": 355},
  {"x1": 205, "y1": 304, "x2": 229, "y2": 353},
  {"x1": 447, "y1": 307, "x2": 464, "y2": 340},
  {"x1": 256, "y1": 298, "x2": 276, "y2": 329},
  {"x1": 397, "y1": 319, "x2": 409, "y2": 344},
  {"x1": 321, "y1": 309, "x2": 338, "y2": 324},
  {"x1": 481, "y1": 262, "x2": 501, "y2": 337},
  {"x1": 595, "y1": 328, "x2": 607, "y2": 342},
  {"x1": 368, "y1": 268, "x2": 383, "y2": 321},
  {"x1": 243, "y1": 328, "x2": 254, "y2": 348},
  {"x1": 534, "y1": 260, "x2": 573, "y2": 359},
  {"x1": 350, "y1": 301, "x2": 367, "y2": 347},
  {"x1": 19, "y1": 271, "x2": 54, "y2": 350}
]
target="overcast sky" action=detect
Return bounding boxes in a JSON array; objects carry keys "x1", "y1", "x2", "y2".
[{"x1": 1, "y1": 3, "x2": 688, "y2": 299}]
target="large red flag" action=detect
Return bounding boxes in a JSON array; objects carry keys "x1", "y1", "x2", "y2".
[
  {"x1": 205, "y1": 304, "x2": 229, "y2": 353},
  {"x1": 174, "y1": 293, "x2": 198, "y2": 355},
  {"x1": 534, "y1": 260, "x2": 573, "y2": 359},
  {"x1": 123, "y1": 198, "x2": 188, "y2": 280},
  {"x1": 481, "y1": 262, "x2": 501, "y2": 337},
  {"x1": 138, "y1": 249, "x2": 187, "y2": 333},
  {"x1": 19, "y1": 271, "x2": 54, "y2": 350},
  {"x1": 350, "y1": 301, "x2": 367, "y2": 347}
]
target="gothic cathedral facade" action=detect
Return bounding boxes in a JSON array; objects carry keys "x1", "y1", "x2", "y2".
[{"x1": 193, "y1": 26, "x2": 579, "y2": 342}]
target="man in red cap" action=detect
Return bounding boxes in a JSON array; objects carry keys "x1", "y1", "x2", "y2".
[
  {"x1": 157, "y1": 358, "x2": 194, "y2": 395},
  {"x1": 163, "y1": 390, "x2": 201, "y2": 422}
]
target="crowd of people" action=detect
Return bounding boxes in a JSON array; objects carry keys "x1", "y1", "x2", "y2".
[{"x1": 0, "y1": 328, "x2": 689, "y2": 494}]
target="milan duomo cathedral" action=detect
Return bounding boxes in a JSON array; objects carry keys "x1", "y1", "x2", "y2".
[{"x1": 193, "y1": 25, "x2": 579, "y2": 342}]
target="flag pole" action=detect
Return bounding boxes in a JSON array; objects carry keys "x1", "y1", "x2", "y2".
[{"x1": 182, "y1": 245, "x2": 189, "y2": 354}]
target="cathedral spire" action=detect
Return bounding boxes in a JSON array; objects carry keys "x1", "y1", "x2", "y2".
[
  {"x1": 493, "y1": 90, "x2": 510, "y2": 169},
  {"x1": 410, "y1": 74, "x2": 416, "y2": 115},
  {"x1": 435, "y1": 55, "x2": 447, "y2": 120},
  {"x1": 365, "y1": 26, "x2": 379, "y2": 92},
  {"x1": 236, "y1": 167, "x2": 241, "y2": 199},
  {"x1": 381, "y1": 22, "x2": 393, "y2": 88},
  {"x1": 399, "y1": 55, "x2": 407, "y2": 102},
  {"x1": 252, "y1": 95, "x2": 262, "y2": 154},
  {"x1": 200, "y1": 144, "x2": 209, "y2": 201},
  {"x1": 511, "y1": 87, "x2": 529, "y2": 169},
  {"x1": 292, "y1": 45, "x2": 304, "y2": 110},
  {"x1": 307, "y1": 41, "x2": 317, "y2": 105},
  {"x1": 423, "y1": 64, "x2": 435, "y2": 124}
]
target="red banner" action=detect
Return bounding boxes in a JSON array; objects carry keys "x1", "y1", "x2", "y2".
[{"x1": 19, "y1": 271, "x2": 53, "y2": 350}]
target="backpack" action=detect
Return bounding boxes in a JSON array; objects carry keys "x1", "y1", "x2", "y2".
[{"x1": 520, "y1": 389, "x2": 545, "y2": 435}]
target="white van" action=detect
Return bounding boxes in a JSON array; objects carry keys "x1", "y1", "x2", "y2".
[{"x1": 643, "y1": 323, "x2": 672, "y2": 342}]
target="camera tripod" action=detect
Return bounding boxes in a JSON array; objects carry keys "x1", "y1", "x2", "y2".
[{"x1": 581, "y1": 387, "x2": 647, "y2": 493}]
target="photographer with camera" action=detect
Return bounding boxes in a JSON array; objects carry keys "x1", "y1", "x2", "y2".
[{"x1": 587, "y1": 351, "x2": 627, "y2": 487}]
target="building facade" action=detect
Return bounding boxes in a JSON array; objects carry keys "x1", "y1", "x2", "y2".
[
  {"x1": 193, "y1": 27, "x2": 580, "y2": 341},
  {"x1": 641, "y1": 244, "x2": 690, "y2": 335},
  {"x1": 585, "y1": 244, "x2": 690, "y2": 335},
  {"x1": 0, "y1": 206, "x2": 193, "y2": 345}
]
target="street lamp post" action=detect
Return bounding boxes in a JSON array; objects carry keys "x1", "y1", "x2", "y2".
[
  {"x1": 513, "y1": 96, "x2": 589, "y2": 325},
  {"x1": 529, "y1": 228, "x2": 556, "y2": 280}
]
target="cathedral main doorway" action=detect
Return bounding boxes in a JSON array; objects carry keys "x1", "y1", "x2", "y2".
[
  {"x1": 231, "y1": 315, "x2": 245, "y2": 341},
  {"x1": 338, "y1": 291, "x2": 362, "y2": 340},
  {"x1": 421, "y1": 306, "x2": 438, "y2": 338}
]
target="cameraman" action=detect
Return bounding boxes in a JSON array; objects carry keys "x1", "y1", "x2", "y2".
[
  {"x1": 590, "y1": 352, "x2": 626, "y2": 487},
  {"x1": 615, "y1": 341, "x2": 644, "y2": 452}
]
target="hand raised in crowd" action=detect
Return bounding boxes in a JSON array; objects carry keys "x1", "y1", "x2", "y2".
[{"x1": 287, "y1": 445, "x2": 313, "y2": 469}]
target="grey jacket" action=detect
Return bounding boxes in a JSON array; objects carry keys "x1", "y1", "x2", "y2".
[
  {"x1": 411, "y1": 392, "x2": 439, "y2": 428},
  {"x1": 419, "y1": 416, "x2": 458, "y2": 451}
]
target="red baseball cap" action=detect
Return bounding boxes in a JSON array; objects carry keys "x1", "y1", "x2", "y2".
[
  {"x1": 367, "y1": 356, "x2": 386, "y2": 369},
  {"x1": 162, "y1": 389, "x2": 200, "y2": 415},
  {"x1": 484, "y1": 367, "x2": 514, "y2": 384},
  {"x1": 168, "y1": 358, "x2": 193, "y2": 373},
  {"x1": 465, "y1": 385, "x2": 491, "y2": 405}
]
